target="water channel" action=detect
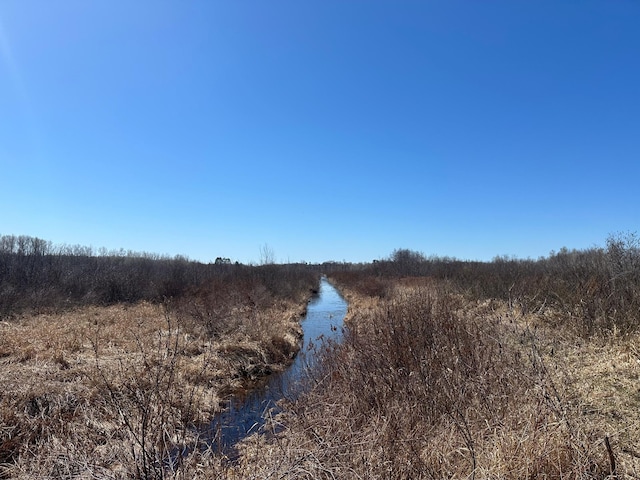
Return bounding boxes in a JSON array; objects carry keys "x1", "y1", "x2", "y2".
[{"x1": 206, "y1": 276, "x2": 348, "y2": 454}]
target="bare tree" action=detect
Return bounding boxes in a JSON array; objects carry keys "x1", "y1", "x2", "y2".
[{"x1": 260, "y1": 243, "x2": 276, "y2": 265}]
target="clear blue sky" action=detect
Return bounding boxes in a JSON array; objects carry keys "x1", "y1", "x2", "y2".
[{"x1": 1, "y1": 1, "x2": 639, "y2": 264}]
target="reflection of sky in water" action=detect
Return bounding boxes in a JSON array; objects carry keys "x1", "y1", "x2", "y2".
[{"x1": 206, "y1": 277, "x2": 348, "y2": 454}]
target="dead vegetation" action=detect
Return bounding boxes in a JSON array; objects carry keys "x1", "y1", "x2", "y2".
[
  {"x1": 231, "y1": 265, "x2": 640, "y2": 479},
  {"x1": 0, "y1": 268, "x2": 318, "y2": 478},
  {"x1": 1, "y1": 233, "x2": 639, "y2": 478}
]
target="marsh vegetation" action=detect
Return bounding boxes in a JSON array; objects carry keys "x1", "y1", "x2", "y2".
[{"x1": 1, "y1": 233, "x2": 639, "y2": 478}]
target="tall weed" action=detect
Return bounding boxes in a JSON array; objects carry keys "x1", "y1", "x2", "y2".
[{"x1": 240, "y1": 284, "x2": 607, "y2": 478}]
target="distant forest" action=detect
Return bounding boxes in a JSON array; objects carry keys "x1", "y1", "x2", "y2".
[
  {"x1": 2, "y1": 233, "x2": 639, "y2": 334},
  {"x1": 364, "y1": 232, "x2": 640, "y2": 335},
  {"x1": 0, "y1": 234, "x2": 328, "y2": 316}
]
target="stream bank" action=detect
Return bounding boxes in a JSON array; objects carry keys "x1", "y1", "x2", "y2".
[{"x1": 206, "y1": 276, "x2": 348, "y2": 454}]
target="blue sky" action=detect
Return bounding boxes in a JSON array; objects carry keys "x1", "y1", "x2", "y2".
[{"x1": 1, "y1": 1, "x2": 639, "y2": 264}]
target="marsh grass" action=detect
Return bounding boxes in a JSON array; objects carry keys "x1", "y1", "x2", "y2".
[
  {"x1": 0, "y1": 277, "x2": 314, "y2": 478},
  {"x1": 2, "y1": 235, "x2": 639, "y2": 478},
  {"x1": 233, "y1": 279, "x2": 629, "y2": 479}
]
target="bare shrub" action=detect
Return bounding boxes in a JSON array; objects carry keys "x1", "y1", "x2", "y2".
[
  {"x1": 0, "y1": 270, "x2": 317, "y2": 478},
  {"x1": 0, "y1": 234, "x2": 318, "y2": 320},
  {"x1": 238, "y1": 284, "x2": 606, "y2": 478},
  {"x1": 91, "y1": 311, "x2": 202, "y2": 478},
  {"x1": 330, "y1": 271, "x2": 389, "y2": 298}
]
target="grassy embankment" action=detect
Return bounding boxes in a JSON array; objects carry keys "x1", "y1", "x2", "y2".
[
  {"x1": 232, "y1": 239, "x2": 640, "y2": 479},
  {"x1": 2, "y1": 234, "x2": 640, "y2": 478},
  {"x1": 0, "y1": 299, "x2": 307, "y2": 478},
  {"x1": 0, "y1": 237, "x2": 319, "y2": 478}
]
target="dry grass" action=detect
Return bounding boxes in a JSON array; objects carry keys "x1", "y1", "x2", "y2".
[
  {"x1": 525, "y1": 318, "x2": 640, "y2": 478},
  {"x1": 2, "y1": 272, "x2": 638, "y2": 479},
  {"x1": 473, "y1": 297, "x2": 640, "y2": 477},
  {"x1": 0, "y1": 296, "x2": 307, "y2": 478},
  {"x1": 228, "y1": 278, "x2": 638, "y2": 479}
]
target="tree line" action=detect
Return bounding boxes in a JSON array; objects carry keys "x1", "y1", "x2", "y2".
[
  {"x1": 0, "y1": 234, "x2": 319, "y2": 316},
  {"x1": 4, "y1": 232, "x2": 639, "y2": 333},
  {"x1": 340, "y1": 232, "x2": 640, "y2": 335}
]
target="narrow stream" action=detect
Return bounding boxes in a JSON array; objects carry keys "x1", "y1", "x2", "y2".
[{"x1": 206, "y1": 276, "x2": 348, "y2": 454}]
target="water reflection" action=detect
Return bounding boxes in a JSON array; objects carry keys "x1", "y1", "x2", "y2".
[{"x1": 206, "y1": 276, "x2": 348, "y2": 454}]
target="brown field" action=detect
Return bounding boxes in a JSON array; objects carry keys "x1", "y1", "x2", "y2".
[
  {"x1": 1, "y1": 277, "x2": 639, "y2": 478},
  {"x1": 2, "y1": 236, "x2": 640, "y2": 478},
  {"x1": 231, "y1": 276, "x2": 640, "y2": 479},
  {"x1": 0, "y1": 297, "x2": 307, "y2": 478}
]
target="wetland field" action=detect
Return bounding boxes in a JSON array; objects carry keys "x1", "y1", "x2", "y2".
[{"x1": 1, "y1": 234, "x2": 640, "y2": 478}]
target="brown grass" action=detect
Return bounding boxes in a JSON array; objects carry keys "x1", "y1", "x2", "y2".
[
  {"x1": 228, "y1": 278, "x2": 639, "y2": 479},
  {"x1": 528, "y1": 321, "x2": 640, "y2": 478},
  {"x1": 0, "y1": 295, "x2": 307, "y2": 478},
  {"x1": 2, "y1": 272, "x2": 639, "y2": 479}
]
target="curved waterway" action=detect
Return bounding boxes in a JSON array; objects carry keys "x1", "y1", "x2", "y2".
[{"x1": 206, "y1": 276, "x2": 348, "y2": 454}]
